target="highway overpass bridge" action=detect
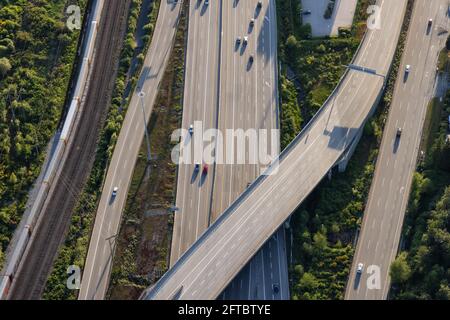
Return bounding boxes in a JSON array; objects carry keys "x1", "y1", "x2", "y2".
[{"x1": 142, "y1": 0, "x2": 408, "y2": 300}]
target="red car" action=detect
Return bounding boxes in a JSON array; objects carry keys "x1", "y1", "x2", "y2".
[{"x1": 202, "y1": 164, "x2": 209, "y2": 175}]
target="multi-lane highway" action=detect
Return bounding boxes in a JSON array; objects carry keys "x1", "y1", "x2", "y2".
[
  {"x1": 215, "y1": 0, "x2": 288, "y2": 300},
  {"x1": 220, "y1": 227, "x2": 289, "y2": 300},
  {"x1": 169, "y1": 0, "x2": 221, "y2": 265},
  {"x1": 346, "y1": 0, "x2": 449, "y2": 300},
  {"x1": 170, "y1": 0, "x2": 288, "y2": 300},
  {"x1": 142, "y1": 0, "x2": 408, "y2": 300},
  {"x1": 78, "y1": 0, "x2": 183, "y2": 300}
]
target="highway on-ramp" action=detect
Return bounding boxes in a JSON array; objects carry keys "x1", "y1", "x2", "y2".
[
  {"x1": 143, "y1": 0, "x2": 408, "y2": 300},
  {"x1": 78, "y1": 0, "x2": 183, "y2": 300},
  {"x1": 346, "y1": 0, "x2": 449, "y2": 300}
]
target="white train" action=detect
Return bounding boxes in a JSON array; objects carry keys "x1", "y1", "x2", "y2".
[{"x1": 0, "y1": 0, "x2": 105, "y2": 300}]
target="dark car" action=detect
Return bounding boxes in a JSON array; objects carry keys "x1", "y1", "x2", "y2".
[{"x1": 272, "y1": 283, "x2": 279, "y2": 294}]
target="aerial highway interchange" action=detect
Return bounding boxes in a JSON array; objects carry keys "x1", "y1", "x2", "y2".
[
  {"x1": 143, "y1": 0, "x2": 408, "y2": 300},
  {"x1": 1, "y1": 0, "x2": 449, "y2": 303}
]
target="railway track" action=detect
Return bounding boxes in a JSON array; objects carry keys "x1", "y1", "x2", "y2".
[{"x1": 9, "y1": 0, "x2": 131, "y2": 299}]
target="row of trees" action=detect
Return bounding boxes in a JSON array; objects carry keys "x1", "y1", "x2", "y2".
[{"x1": 0, "y1": 0, "x2": 84, "y2": 268}]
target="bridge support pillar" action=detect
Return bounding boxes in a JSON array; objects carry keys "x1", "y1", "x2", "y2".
[{"x1": 336, "y1": 127, "x2": 364, "y2": 172}]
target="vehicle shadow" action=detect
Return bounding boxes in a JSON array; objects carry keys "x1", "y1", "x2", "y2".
[
  {"x1": 200, "y1": 2, "x2": 208, "y2": 16},
  {"x1": 393, "y1": 136, "x2": 400, "y2": 153},
  {"x1": 199, "y1": 171, "x2": 208, "y2": 187},
  {"x1": 403, "y1": 72, "x2": 409, "y2": 83},
  {"x1": 191, "y1": 168, "x2": 199, "y2": 184},
  {"x1": 353, "y1": 273, "x2": 362, "y2": 290}
]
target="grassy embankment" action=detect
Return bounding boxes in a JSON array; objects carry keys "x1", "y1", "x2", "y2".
[
  {"x1": 0, "y1": 0, "x2": 86, "y2": 269},
  {"x1": 107, "y1": 0, "x2": 188, "y2": 300}
]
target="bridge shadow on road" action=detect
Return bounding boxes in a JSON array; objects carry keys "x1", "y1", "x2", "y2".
[{"x1": 326, "y1": 126, "x2": 359, "y2": 151}]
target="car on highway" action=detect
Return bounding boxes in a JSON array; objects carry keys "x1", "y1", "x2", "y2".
[
  {"x1": 357, "y1": 263, "x2": 364, "y2": 274},
  {"x1": 428, "y1": 18, "x2": 433, "y2": 28},
  {"x1": 236, "y1": 36, "x2": 241, "y2": 45},
  {"x1": 272, "y1": 283, "x2": 280, "y2": 294},
  {"x1": 243, "y1": 36, "x2": 248, "y2": 46},
  {"x1": 195, "y1": 164, "x2": 200, "y2": 172},
  {"x1": 396, "y1": 127, "x2": 402, "y2": 138},
  {"x1": 249, "y1": 55, "x2": 254, "y2": 65},
  {"x1": 257, "y1": 1, "x2": 262, "y2": 9},
  {"x1": 189, "y1": 124, "x2": 194, "y2": 135},
  {"x1": 405, "y1": 64, "x2": 411, "y2": 73},
  {"x1": 249, "y1": 18, "x2": 255, "y2": 28},
  {"x1": 203, "y1": 164, "x2": 209, "y2": 175},
  {"x1": 302, "y1": 10, "x2": 312, "y2": 15},
  {"x1": 112, "y1": 187, "x2": 119, "y2": 198},
  {"x1": 205, "y1": 0, "x2": 209, "y2": 5}
]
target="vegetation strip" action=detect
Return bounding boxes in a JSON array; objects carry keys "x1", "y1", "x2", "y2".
[
  {"x1": 107, "y1": 0, "x2": 188, "y2": 300},
  {"x1": 0, "y1": 0, "x2": 87, "y2": 269}
]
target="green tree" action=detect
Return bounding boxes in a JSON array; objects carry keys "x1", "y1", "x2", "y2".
[
  {"x1": 9, "y1": 172, "x2": 17, "y2": 185},
  {"x1": 298, "y1": 272, "x2": 320, "y2": 291},
  {"x1": 286, "y1": 35, "x2": 298, "y2": 50},
  {"x1": 0, "y1": 57, "x2": 12, "y2": 76},
  {"x1": 390, "y1": 252, "x2": 411, "y2": 284},
  {"x1": 436, "y1": 283, "x2": 450, "y2": 300}
]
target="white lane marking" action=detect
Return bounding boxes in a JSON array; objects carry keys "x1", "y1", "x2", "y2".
[{"x1": 81, "y1": 3, "x2": 174, "y2": 297}]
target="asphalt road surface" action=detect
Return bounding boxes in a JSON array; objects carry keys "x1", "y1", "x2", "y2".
[
  {"x1": 169, "y1": 0, "x2": 288, "y2": 300},
  {"x1": 346, "y1": 0, "x2": 449, "y2": 300},
  {"x1": 215, "y1": 0, "x2": 288, "y2": 300},
  {"x1": 220, "y1": 227, "x2": 289, "y2": 300},
  {"x1": 143, "y1": 0, "x2": 408, "y2": 300},
  {"x1": 169, "y1": 0, "x2": 221, "y2": 266},
  {"x1": 302, "y1": 0, "x2": 358, "y2": 37},
  {"x1": 78, "y1": 0, "x2": 182, "y2": 300}
]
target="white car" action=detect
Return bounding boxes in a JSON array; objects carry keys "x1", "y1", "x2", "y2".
[
  {"x1": 112, "y1": 187, "x2": 119, "y2": 197},
  {"x1": 243, "y1": 36, "x2": 248, "y2": 45},
  {"x1": 405, "y1": 64, "x2": 411, "y2": 73},
  {"x1": 357, "y1": 263, "x2": 364, "y2": 274}
]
